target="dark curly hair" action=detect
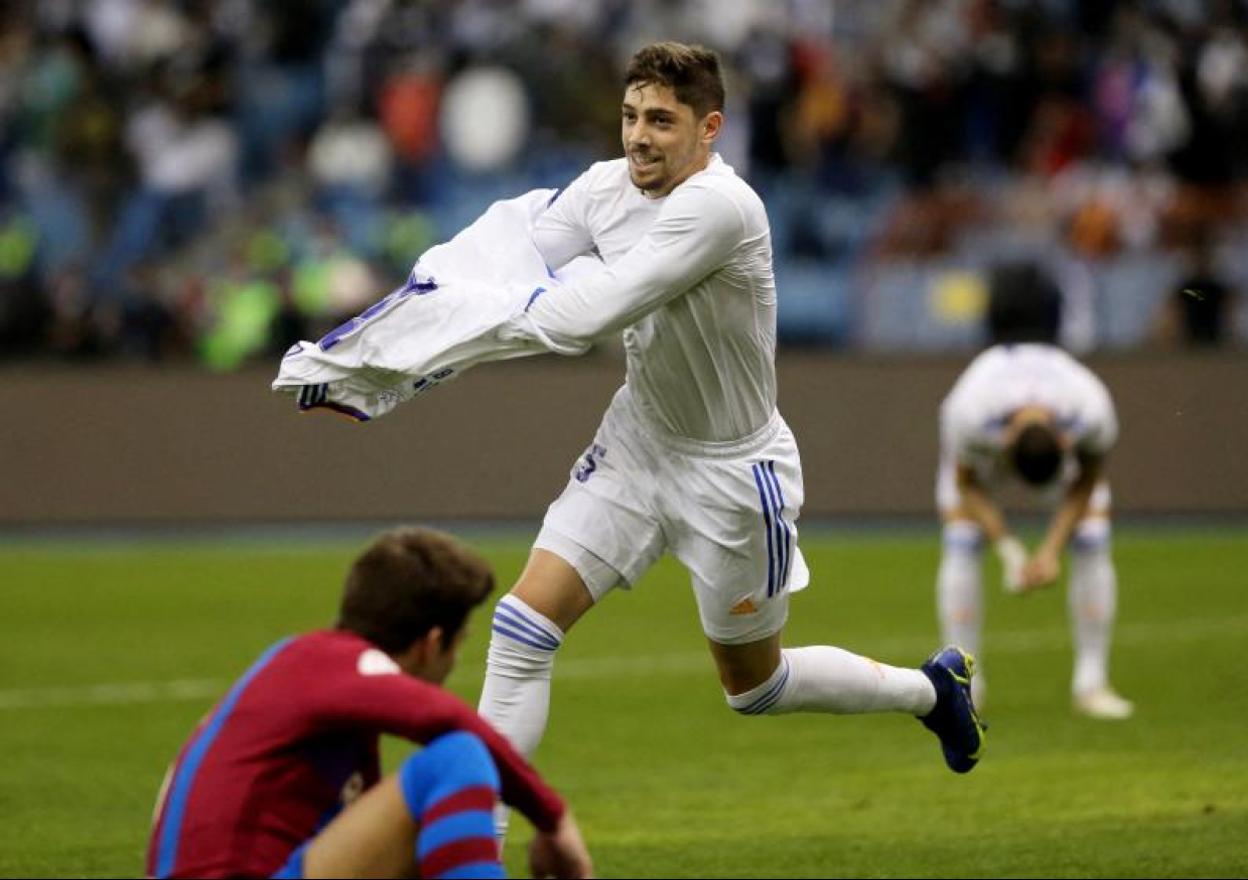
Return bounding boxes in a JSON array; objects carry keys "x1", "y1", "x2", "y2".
[
  {"x1": 1011, "y1": 423, "x2": 1063, "y2": 486},
  {"x1": 625, "y1": 41, "x2": 725, "y2": 118},
  {"x1": 336, "y1": 527, "x2": 494, "y2": 654}
]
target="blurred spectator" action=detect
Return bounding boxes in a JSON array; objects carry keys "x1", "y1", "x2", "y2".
[
  {"x1": 985, "y1": 259, "x2": 1062, "y2": 346},
  {"x1": 377, "y1": 50, "x2": 442, "y2": 203},
  {"x1": 43, "y1": 263, "x2": 98, "y2": 358},
  {"x1": 439, "y1": 65, "x2": 530, "y2": 173},
  {"x1": 307, "y1": 100, "x2": 393, "y2": 253},
  {"x1": 879, "y1": 0, "x2": 970, "y2": 189},
  {"x1": 1153, "y1": 226, "x2": 1238, "y2": 347},
  {"x1": 0, "y1": 211, "x2": 44, "y2": 354},
  {"x1": 235, "y1": 0, "x2": 335, "y2": 180},
  {"x1": 0, "y1": 0, "x2": 1247, "y2": 366},
  {"x1": 93, "y1": 50, "x2": 238, "y2": 301},
  {"x1": 198, "y1": 250, "x2": 283, "y2": 371},
  {"x1": 1170, "y1": 16, "x2": 1248, "y2": 185}
]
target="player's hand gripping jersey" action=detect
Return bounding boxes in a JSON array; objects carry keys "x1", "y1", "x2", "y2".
[
  {"x1": 272, "y1": 189, "x2": 575, "y2": 420},
  {"x1": 272, "y1": 155, "x2": 776, "y2": 442}
]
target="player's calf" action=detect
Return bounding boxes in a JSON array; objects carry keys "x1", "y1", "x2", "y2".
[
  {"x1": 480, "y1": 595, "x2": 565, "y2": 753},
  {"x1": 296, "y1": 733, "x2": 505, "y2": 879},
  {"x1": 478, "y1": 593, "x2": 568, "y2": 843},
  {"x1": 724, "y1": 646, "x2": 938, "y2": 716},
  {"x1": 399, "y1": 732, "x2": 505, "y2": 879},
  {"x1": 1068, "y1": 518, "x2": 1131, "y2": 719}
]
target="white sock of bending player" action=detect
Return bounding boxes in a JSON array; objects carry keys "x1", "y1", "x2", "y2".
[
  {"x1": 1068, "y1": 520, "x2": 1117, "y2": 696},
  {"x1": 936, "y1": 521, "x2": 986, "y2": 703},
  {"x1": 477, "y1": 594, "x2": 563, "y2": 838},
  {"x1": 936, "y1": 521, "x2": 985, "y2": 658},
  {"x1": 726, "y1": 647, "x2": 936, "y2": 717}
]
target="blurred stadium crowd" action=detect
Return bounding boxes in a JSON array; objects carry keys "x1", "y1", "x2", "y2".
[{"x1": 0, "y1": 0, "x2": 1245, "y2": 368}]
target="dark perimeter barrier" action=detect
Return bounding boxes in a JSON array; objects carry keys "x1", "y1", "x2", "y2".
[{"x1": 1, "y1": 352, "x2": 1244, "y2": 525}]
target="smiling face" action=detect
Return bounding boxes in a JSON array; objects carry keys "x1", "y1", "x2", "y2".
[{"x1": 621, "y1": 81, "x2": 721, "y2": 198}]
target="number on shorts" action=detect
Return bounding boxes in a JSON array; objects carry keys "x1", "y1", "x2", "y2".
[{"x1": 574, "y1": 443, "x2": 607, "y2": 483}]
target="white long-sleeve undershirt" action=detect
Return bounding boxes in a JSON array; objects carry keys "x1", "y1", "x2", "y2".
[{"x1": 517, "y1": 155, "x2": 778, "y2": 443}]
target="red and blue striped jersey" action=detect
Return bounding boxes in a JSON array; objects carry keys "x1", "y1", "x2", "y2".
[{"x1": 146, "y1": 629, "x2": 563, "y2": 879}]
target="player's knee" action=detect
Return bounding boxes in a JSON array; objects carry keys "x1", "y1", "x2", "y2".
[
  {"x1": 422, "y1": 731, "x2": 499, "y2": 788},
  {"x1": 942, "y1": 520, "x2": 985, "y2": 557},
  {"x1": 1071, "y1": 518, "x2": 1112, "y2": 554},
  {"x1": 486, "y1": 594, "x2": 563, "y2": 676},
  {"x1": 398, "y1": 732, "x2": 500, "y2": 820}
]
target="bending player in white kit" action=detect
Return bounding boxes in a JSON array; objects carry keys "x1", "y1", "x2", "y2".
[
  {"x1": 478, "y1": 42, "x2": 986, "y2": 817},
  {"x1": 936, "y1": 263, "x2": 1133, "y2": 719}
]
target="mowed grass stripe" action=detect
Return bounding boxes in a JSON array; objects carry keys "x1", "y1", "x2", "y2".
[
  {"x1": 0, "y1": 679, "x2": 229, "y2": 710},
  {"x1": 3, "y1": 613, "x2": 1246, "y2": 710}
]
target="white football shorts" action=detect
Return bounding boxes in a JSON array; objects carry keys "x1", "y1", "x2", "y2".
[{"x1": 535, "y1": 386, "x2": 809, "y2": 645}]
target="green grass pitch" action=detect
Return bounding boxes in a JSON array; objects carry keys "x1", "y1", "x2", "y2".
[{"x1": 1, "y1": 527, "x2": 1246, "y2": 878}]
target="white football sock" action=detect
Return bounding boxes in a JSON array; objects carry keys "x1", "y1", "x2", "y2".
[
  {"x1": 1068, "y1": 520, "x2": 1117, "y2": 696},
  {"x1": 726, "y1": 647, "x2": 936, "y2": 717},
  {"x1": 477, "y1": 594, "x2": 563, "y2": 838},
  {"x1": 936, "y1": 521, "x2": 985, "y2": 662}
]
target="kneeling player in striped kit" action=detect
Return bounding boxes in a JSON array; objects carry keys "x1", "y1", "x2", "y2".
[{"x1": 146, "y1": 527, "x2": 591, "y2": 879}]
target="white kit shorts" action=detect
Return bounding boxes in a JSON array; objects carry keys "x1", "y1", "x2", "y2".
[{"x1": 535, "y1": 387, "x2": 810, "y2": 645}]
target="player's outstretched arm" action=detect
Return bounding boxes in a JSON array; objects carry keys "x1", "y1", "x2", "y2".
[{"x1": 529, "y1": 809, "x2": 594, "y2": 879}]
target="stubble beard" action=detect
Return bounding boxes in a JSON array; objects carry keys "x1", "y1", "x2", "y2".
[{"x1": 629, "y1": 156, "x2": 667, "y2": 195}]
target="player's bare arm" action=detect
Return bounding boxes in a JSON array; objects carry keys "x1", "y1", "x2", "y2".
[
  {"x1": 952, "y1": 462, "x2": 1009, "y2": 542},
  {"x1": 953, "y1": 463, "x2": 1028, "y2": 593},
  {"x1": 1024, "y1": 452, "x2": 1105, "y2": 589}
]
